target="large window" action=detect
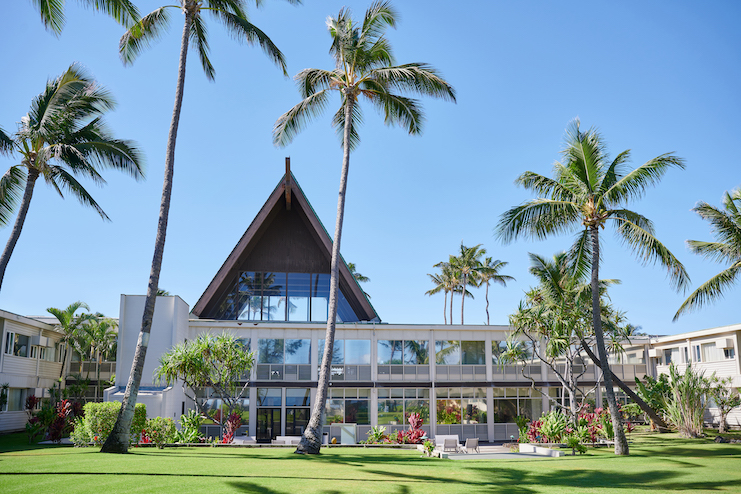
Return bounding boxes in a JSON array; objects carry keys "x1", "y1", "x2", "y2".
[
  {"x1": 436, "y1": 387, "x2": 487, "y2": 425},
  {"x1": 377, "y1": 340, "x2": 429, "y2": 380},
  {"x1": 701, "y1": 342, "x2": 735, "y2": 362},
  {"x1": 435, "y1": 341, "x2": 486, "y2": 380},
  {"x1": 318, "y1": 339, "x2": 371, "y2": 381},
  {"x1": 256, "y1": 339, "x2": 311, "y2": 380},
  {"x1": 286, "y1": 388, "x2": 311, "y2": 435},
  {"x1": 378, "y1": 388, "x2": 430, "y2": 425},
  {"x1": 325, "y1": 388, "x2": 370, "y2": 425},
  {"x1": 493, "y1": 388, "x2": 541, "y2": 422},
  {"x1": 4, "y1": 333, "x2": 29, "y2": 358},
  {"x1": 213, "y1": 272, "x2": 361, "y2": 322}
]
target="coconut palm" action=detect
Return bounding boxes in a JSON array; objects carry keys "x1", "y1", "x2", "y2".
[
  {"x1": 348, "y1": 262, "x2": 371, "y2": 299},
  {"x1": 273, "y1": 1, "x2": 455, "y2": 454},
  {"x1": 81, "y1": 317, "x2": 118, "y2": 401},
  {"x1": 102, "y1": 0, "x2": 294, "y2": 454},
  {"x1": 496, "y1": 119, "x2": 689, "y2": 455},
  {"x1": 28, "y1": 0, "x2": 139, "y2": 35},
  {"x1": 426, "y1": 262, "x2": 459, "y2": 324},
  {"x1": 47, "y1": 301, "x2": 92, "y2": 381},
  {"x1": 674, "y1": 188, "x2": 741, "y2": 319},
  {"x1": 450, "y1": 244, "x2": 485, "y2": 324},
  {"x1": 0, "y1": 64, "x2": 144, "y2": 292},
  {"x1": 478, "y1": 256, "x2": 514, "y2": 325}
]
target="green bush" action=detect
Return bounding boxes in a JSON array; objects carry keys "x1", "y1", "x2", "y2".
[
  {"x1": 75, "y1": 401, "x2": 146, "y2": 446},
  {"x1": 177, "y1": 409, "x2": 204, "y2": 443},
  {"x1": 144, "y1": 417, "x2": 177, "y2": 449}
]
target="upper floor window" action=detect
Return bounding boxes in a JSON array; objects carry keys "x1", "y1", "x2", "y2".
[
  {"x1": 3, "y1": 332, "x2": 29, "y2": 358},
  {"x1": 701, "y1": 342, "x2": 735, "y2": 362},
  {"x1": 257, "y1": 338, "x2": 311, "y2": 364},
  {"x1": 377, "y1": 340, "x2": 429, "y2": 365},
  {"x1": 435, "y1": 340, "x2": 485, "y2": 365}
]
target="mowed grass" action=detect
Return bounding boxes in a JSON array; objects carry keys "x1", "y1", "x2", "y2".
[{"x1": 2, "y1": 431, "x2": 741, "y2": 493}]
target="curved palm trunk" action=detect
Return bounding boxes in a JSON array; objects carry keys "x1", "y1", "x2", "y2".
[
  {"x1": 443, "y1": 290, "x2": 447, "y2": 325},
  {"x1": 0, "y1": 169, "x2": 39, "y2": 291},
  {"x1": 485, "y1": 282, "x2": 490, "y2": 325},
  {"x1": 460, "y1": 273, "x2": 466, "y2": 325},
  {"x1": 578, "y1": 337, "x2": 668, "y2": 430},
  {"x1": 296, "y1": 96, "x2": 355, "y2": 455},
  {"x1": 590, "y1": 226, "x2": 629, "y2": 455},
  {"x1": 101, "y1": 14, "x2": 191, "y2": 454}
]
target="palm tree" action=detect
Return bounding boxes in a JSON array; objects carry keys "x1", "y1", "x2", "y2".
[
  {"x1": 28, "y1": 0, "x2": 139, "y2": 35},
  {"x1": 101, "y1": 0, "x2": 294, "y2": 454},
  {"x1": 478, "y1": 256, "x2": 514, "y2": 325},
  {"x1": 0, "y1": 64, "x2": 144, "y2": 292},
  {"x1": 450, "y1": 244, "x2": 486, "y2": 324},
  {"x1": 273, "y1": 1, "x2": 455, "y2": 454},
  {"x1": 47, "y1": 301, "x2": 91, "y2": 381},
  {"x1": 81, "y1": 317, "x2": 118, "y2": 401},
  {"x1": 674, "y1": 188, "x2": 741, "y2": 319},
  {"x1": 496, "y1": 119, "x2": 689, "y2": 455},
  {"x1": 348, "y1": 262, "x2": 371, "y2": 299}
]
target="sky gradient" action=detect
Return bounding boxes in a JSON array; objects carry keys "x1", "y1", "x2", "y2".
[{"x1": 1, "y1": 1, "x2": 739, "y2": 336}]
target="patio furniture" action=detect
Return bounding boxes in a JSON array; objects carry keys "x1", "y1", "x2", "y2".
[
  {"x1": 443, "y1": 438, "x2": 459, "y2": 453},
  {"x1": 462, "y1": 438, "x2": 479, "y2": 454}
]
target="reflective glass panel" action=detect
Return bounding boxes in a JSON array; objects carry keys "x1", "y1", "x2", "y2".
[
  {"x1": 461, "y1": 341, "x2": 485, "y2": 364},
  {"x1": 462, "y1": 398, "x2": 487, "y2": 424},
  {"x1": 436, "y1": 399, "x2": 461, "y2": 424},
  {"x1": 435, "y1": 340, "x2": 460, "y2": 365},
  {"x1": 285, "y1": 339, "x2": 310, "y2": 364},
  {"x1": 345, "y1": 340, "x2": 371, "y2": 364},
  {"x1": 492, "y1": 398, "x2": 517, "y2": 423},
  {"x1": 258, "y1": 339, "x2": 284, "y2": 364},
  {"x1": 404, "y1": 341, "x2": 429, "y2": 365},
  {"x1": 377, "y1": 340, "x2": 403, "y2": 364},
  {"x1": 236, "y1": 271, "x2": 260, "y2": 320},
  {"x1": 285, "y1": 388, "x2": 311, "y2": 407},
  {"x1": 13, "y1": 334, "x2": 29, "y2": 358},
  {"x1": 262, "y1": 272, "x2": 286, "y2": 321},
  {"x1": 287, "y1": 273, "x2": 310, "y2": 321},
  {"x1": 318, "y1": 339, "x2": 344, "y2": 365},
  {"x1": 257, "y1": 388, "x2": 282, "y2": 407},
  {"x1": 405, "y1": 399, "x2": 429, "y2": 424},
  {"x1": 311, "y1": 274, "x2": 330, "y2": 322},
  {"x1": 377, "y1": 400, "x2": 403, "y2": 425},
  {"x1": 325, "y1": 399, "x2": 344, "y2": 424},
  {"x1": 345, "y1": 399, "x2": 369, "y2": 424},
  {"x1": 492, "y1": 341, "x2": 507, "y2": 365}
]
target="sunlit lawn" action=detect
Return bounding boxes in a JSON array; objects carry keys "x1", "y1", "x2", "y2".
[{"x1": 2, "y1": 431, "x2": 741, "y2": 493}]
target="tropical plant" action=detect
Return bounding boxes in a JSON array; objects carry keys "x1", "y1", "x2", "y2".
[
  {"x1": 75, "y1": 401, "x2": 146, "y2": 446},
  {"x1": 178, "y1": 409, "x2": 205, "y2": 443},
  {"x1": 449, "y1": 244, "x2": 486, "y2": 324},
  {"x1": 0, "y1": 66, "x2": 144, "y2": 291},
  {"x1": 364, "y1": 425, "x2": 388, "y2": 444},
  {"x1": 538, "y1": 410, "x2": 569, "y2": 443},
  {"x1": 153, "y1": 333, "x2": 253, "y2": 428},
  {"x1": 634, "y1": 373, "x2": 671, "y2": 430},
  {"x1": 102, "y1": 0, "x2": 294, "y2": 454},
  {"x1": 426, "y1": 262, "x2": 459, "y2": 324},
  {"x1": 675, "y1": 188, "x2": 741, "y2": 319},
  {"x1": 26, "y1": 0, "x2": 139, "y2": 35},
  {"x1": 348, "y1": 262, "x2": 371, "y2": 299},
  {"x1": 221, "y1": 412, "x2": 242, "y2": 444},
  {"x1": 478, "y1": 256, "x2": 514, "y2": 324},
  {"x1": 143, "y1": 416, "x2": 177, "y2": 448},
  {"x1": 273, "y1": 1, "x2": 455, "y2": 454},
  {"x1": 423, "y1": 439, "x2": 434, "y2": 457},
  {"x1": 564, "y1": 433, "x2": 587, "y2": 455},
  {"x1": 46, "y1": 302, "x2": 92, "y2": 381},
  {"x1": 665, "y1": 363, "x2": 712, "y2": 438},
  {"x1": 708, "y1": 375, "x2": 741, "y2": 434},
  {"x1": 79, "y1": 317, "x2": 117, "y2": 401},
  {"x1": 496, "y1": 119, "x2": 688, "y2": 455}
]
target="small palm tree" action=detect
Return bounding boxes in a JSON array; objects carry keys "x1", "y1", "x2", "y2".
[
  {"x1": 496, "y1": 119, "x2": 689, "y2": 455},
  {"x1": 28, "y1": 0, "x2": 139, "y2": 35},
  {"x1": 675, "y1": 189, "x2": 741, "y2": 319},
  {"x1": 102, "y1": 0, "x2": 295, "y2": 454},
  {"x1": 479, "y1": 256, "x2": 515, "y2": 325},
  {"x1": 0, "y1": 64, "x2": 144, "y2": 292},
  {"x1": 450, "y1": 244, "x2": 485, "y2": 325},
  {"x1": 47, "y1": 301, "x2": 92, "y2": 380},
  {"x1": 425, "y1": 266, "x2": 458, "y2": 325},
  {"x1": 348, "y1": 262, "x2": 371, "y2": 299},
  {"x1": 81, "y1": 317, "x2": 118, "y2": 401},
  {"x1": 273, "y1": 1, "x2": 455, "y2": 454}
]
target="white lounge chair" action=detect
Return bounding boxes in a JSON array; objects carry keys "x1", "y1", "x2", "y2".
[{"x1": 462, "y1": 438, "x2": 480, "y2": 454}]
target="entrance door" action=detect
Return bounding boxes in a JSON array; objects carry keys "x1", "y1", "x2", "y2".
[{"x1": 257, "y1": 408, "x2": 281, "y2": 443}]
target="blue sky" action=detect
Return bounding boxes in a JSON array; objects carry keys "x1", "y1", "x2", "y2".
[{"x1": 0, "y1": 1, "x2": 739, "y2": 336}]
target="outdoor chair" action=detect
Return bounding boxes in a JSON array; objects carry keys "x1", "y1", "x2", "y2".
[
  {"x1": 463, "y1": 438, "x2": 480, "y2": 454},
  {"x1": 443, "y1": 438, "x2": 459, "y2": 453}
]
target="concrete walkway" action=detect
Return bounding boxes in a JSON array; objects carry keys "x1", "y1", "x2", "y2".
[{"x1": 444, "y1": 444, "x2": 560, "y2": 460}]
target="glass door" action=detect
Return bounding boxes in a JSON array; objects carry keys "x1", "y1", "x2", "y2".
[{"x1": 257, "y1": 408, "x2": 281, "y2": 443}]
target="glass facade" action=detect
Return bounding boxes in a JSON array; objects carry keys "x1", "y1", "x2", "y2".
[
  {"x1": 493, "y1": 387, "x2": 543, "y2": 422},
  {"x1": 377, "y1": 388, "x2": 430, "y2": 425},
  {"x1": 212, "y1": 272, "x2": 361, "y2": 322},
  {"x1": 436, "y1": 387, "x2": 487, "y2": 425},
  {"x1": 318, "y1": 339, "x2": 371, "y2": 381},
  {"x1": 325, "y1": 388, "x2": 370, "y2": 424}
]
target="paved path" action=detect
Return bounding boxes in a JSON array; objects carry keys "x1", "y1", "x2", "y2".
[{"x1": 445, "y1": 444, "x2": 560, "y2": 460}]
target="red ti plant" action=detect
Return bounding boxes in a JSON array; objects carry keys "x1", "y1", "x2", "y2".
[
  {"x1": 48, "y1": 400, "x2": 73, "y2": 443},
  {"x1": 403, "y1": 412, "x2": 425, "y2": 444},
  {"x1": 222, "y1": 412, "x2": 242, "y2": 444}
]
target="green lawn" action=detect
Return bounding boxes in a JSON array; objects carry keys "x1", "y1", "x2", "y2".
[{"x1": 1, "y1": 431, "x2": 741, "y2": 493}]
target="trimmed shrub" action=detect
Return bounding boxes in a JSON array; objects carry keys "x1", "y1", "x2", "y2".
[
  {"x1": 143, "y1": 417, "x2": 177, "y2": 449},
  {"x1": 75, "y1": 401, "x2": 146, "y2": 446},
  {"x1": 177, "y1": 409, "x2": 204, "y2": 443}
]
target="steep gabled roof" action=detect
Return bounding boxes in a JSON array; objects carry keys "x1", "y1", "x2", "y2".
[{"x1": 192, "y1": 160, "x2": 378, "y2": 322}]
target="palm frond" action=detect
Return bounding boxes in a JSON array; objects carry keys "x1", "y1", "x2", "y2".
[
  {"x1": 190, "y1": 14, "x2": 216, "y2": 80},
  {"x1": 567, "y1": 229, "x2": 592, "y2": 281},
  {"x1": 496, "y1": 199, "x2": 581, "y2": 244},
  {"x1": 215, "y1": 10, "x2": 288, "y2": 75},
  {"x1": 45, "y1": 165, "x2": 109, "y2": 220},
  {"x1": 360, "y1": 0, "x2": 397, "y2": 42},
  {"x1": 597, "y1": 149, "x2": 631, "y2": 198},
  {"x1": 365, "y1": 88, "x2": 423, "y2": 134},
  {"x1": 31, "y1": 0, "x2": 65, "y2": 35},
  {"x1": 64, "y1": 138, "x2": 144, "y2": 180},
  {"x1": 602, "y1": 153, "x2": 685, "y2": 208},
  {"x1": 331, "y1": 98, "x2": 363, "y2": 151},
  {"x1": 612, "y1": 212, "x2": 690, "y2": 291},
  {"x1": 561, "y1": 119, "x2": 605, "y2": 194},
  {"x1": 297, "y1": 68, "x2": 337, "y2": 99},
  {"x1": 687, "y1": 240, "x2": 739, "y2": 265},
  {"x1": 272, "y1": 89, "x2": 331, "y2": 147},
  {"x1": 119, "y1": 7, "x2": 172, "y2": 66},
  {"x1": 368, "y1": 64, "x2": 456, "y2": 102},
  {"x1": 77, "y1": 0, "x2": 140, "y2": 27},
  {"x1": 0, "y1": 127, "x2": 13, "y2": 156},
  {"x1": 0, "y1": 166, "x2": 26, "y2": 227},
  {"x1": 515, "y1": 171, "x2": 576, "y2": 202},
  {"x1": 674, "y1": 262, "x2": 741, "y2": 320}
]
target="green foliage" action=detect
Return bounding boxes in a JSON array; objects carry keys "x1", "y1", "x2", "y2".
[
  {"x1": 665, "y1": 364, "x2": 712, "y2": 438},
  {"x1": 177, "y1": 409, "x2": 204, "y2": 444},
  {"x1": 144, "y1": 417, "x2": 177, "y2": 449},
  {"x1": 0, "y1": 383, "x2": 8, "y2": 410},
  {"x1": 564, "y1": 433, "x2": 587, "y2": 455},
  {"x1": 635, "y1": 373, "x2": 671, "y2": 427},
  {"x1": 514, "y1": 415, "x2": 530, "y2": 439},
  {"x1": 423, "y1": 439, "x2": 435, "y2": 457},
  {"x1": 708, "y1": 375, "x2": 741, "y2": 433},
  {"x1": 538, "y1": 410, "x2": 569, "y2": 443},
  {"x1": 364, "y1": 425, "x2": 389, "y2": 444},
  {"x1": 77, "y1": 401, "x2": 146, "y2": 446}
]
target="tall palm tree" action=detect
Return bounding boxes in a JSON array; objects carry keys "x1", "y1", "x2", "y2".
[
  {"x1": 478, "y1": 256, "x2": 514, "y2": 325},
  {"x1": 450, "y1": 244, "x2": 485, "y2": 324},
  {"x1": 348, "y1": 262, "x2": 371, "y2": 299},
  {"x1": 101, "y1": 0, "x2": 295, "y2": 454},
  {"x1": 0, "y1": 64, "x2": 144, "y2": 291},
  {"x1": 28, "y1": 0, "x2": 139, "y2": 35},
  {"x1": 496, "y1": 119, "x2": 689, "y2": 455},
  {"x1": 674, "y1": 188, "x2": 741, "y2": 319},
  {"x1": 273, "y1": 1, "x2": 455, "y2": 454},
  {"x1": 47, "y1": 301, "x2": 91, "y2": 381},
  {"x1": 81, "y1": 317, "x2": 118, "y2": 401}
]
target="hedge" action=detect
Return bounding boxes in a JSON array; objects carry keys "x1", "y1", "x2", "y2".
[{"x1": 71, "y1": 401, "x2": 146, "y2": 447}]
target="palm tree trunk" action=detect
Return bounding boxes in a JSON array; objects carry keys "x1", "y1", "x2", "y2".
[
  {"x1": 0, "y1": 169, "x2": 39, "y2": 291},
  {"x1": 578, "y1": 337, "x2": 669, "y2": 430},
  {"x1": 485, "y1": 282, "x2": 490, "y2": 325},
  {"x1": 460, "y1": 274, "x2": 466, "y2": 325},
  {"x1": 449, "y1": 289, "x2": 454, "y2": 325},
  {"x1": 97, "y1": 351, "x2": 102, "y2": 402},
  {"x1": 296, "y1": 95, "x2": 355, "y2": 455},
  {"x1": 443, "y1": 290, "x2": 447, "y2": 325},
  {"x1": 101, "y1": 13, "x2": 192, "y2": 454},
  {"x1": 590, "y1": 226, "x2": 629, "y2": 455}
]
